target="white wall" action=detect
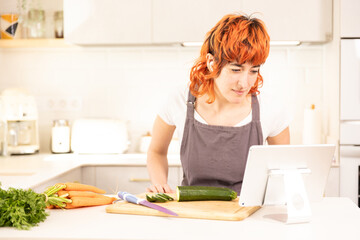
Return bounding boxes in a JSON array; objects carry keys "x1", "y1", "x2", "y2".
[
  {"x1": 0, "y1": 0, "x2": 339, "y2": 155},
  {"x1": 0, "y1": 44, "x2": 335, "y2": 153}
]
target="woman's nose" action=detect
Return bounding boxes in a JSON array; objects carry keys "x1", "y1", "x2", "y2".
[{"x1": 236, "y1": 73, "x2": 249, "y2": 88}]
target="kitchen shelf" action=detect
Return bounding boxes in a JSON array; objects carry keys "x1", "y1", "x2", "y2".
[{"x1": 0, "y1": 39, "x2": 75, "y2": 48}]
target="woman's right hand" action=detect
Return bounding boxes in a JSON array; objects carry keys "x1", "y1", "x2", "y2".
[
  {"x1": 146, "y1": 183, "x2": 174, "y2": 193},
  {"x1": 146, "y1": 116, "x2": 177, "y2": 194}
]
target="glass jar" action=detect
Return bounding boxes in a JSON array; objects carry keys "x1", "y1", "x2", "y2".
[
  {"x1": 51, "y1": 120, "x2": 70, "y2": 153},
  {"x1": 27, "y1": 9, "x2": 46, "y2": 39},
  {"x1": 54, "y1": 11, "x2": 63, "y2": 38}
]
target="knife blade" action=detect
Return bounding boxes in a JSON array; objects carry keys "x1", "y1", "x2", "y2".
[{"x1": 118, "y1": 191, "x2": 178, "y2": 217}]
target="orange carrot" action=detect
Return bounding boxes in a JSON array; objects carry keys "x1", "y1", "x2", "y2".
[
  {"x1": 58, "y1": 190, "x2": 107, "y2": 198},
  {"x1": 62, "y1": 182, "x2": 106, "y2": 194},
  {"x1": 65, "y1": 196, "x2": 116, "y2": 209}
]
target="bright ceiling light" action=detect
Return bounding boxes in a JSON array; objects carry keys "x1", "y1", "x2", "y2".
[
  {"x1": 181, "y1": 42, "x2": 203, "y2": 47},
  {"x1": 181, "y1": 41, "x2": 301, "y2": 47},
  {"x1": 270, "y1": 41, "x2": 301, "y2": 46}
]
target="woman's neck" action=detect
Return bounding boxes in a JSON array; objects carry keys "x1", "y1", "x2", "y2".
[{"x1": 195, "y1": 94, "x2": 252, "y2": 126}]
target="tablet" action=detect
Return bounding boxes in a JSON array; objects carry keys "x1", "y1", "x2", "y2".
[{"x1": 239, "y1": 144, "x2": 336, "y2": 207}]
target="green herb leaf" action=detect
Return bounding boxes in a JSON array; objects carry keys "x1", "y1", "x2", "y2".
[{"x1": 0, "y1": 183, "x2": 48, "y2": 230}]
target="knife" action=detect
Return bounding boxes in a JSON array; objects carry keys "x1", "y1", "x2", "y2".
[{"x1": 118, "y1": 191, "x2": 178, "y2": 217}]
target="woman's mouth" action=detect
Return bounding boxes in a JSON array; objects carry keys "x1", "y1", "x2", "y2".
[{"x1": 232, "y1": 89, "x2": 245, "y2": 95}]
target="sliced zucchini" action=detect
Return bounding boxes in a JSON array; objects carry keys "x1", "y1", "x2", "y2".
[
  {"x1": 176, "y1": 186, "x2": 237, "y2": 202},
  {"x1": 146, "y1": 193, "x2": 174, "y2": 202},
  {"x1": 158, "y1": 193, "x2": 174, "y2": 201},
  {"x1": 146, "y1": 194, "x2": 155, "y2": 202}
]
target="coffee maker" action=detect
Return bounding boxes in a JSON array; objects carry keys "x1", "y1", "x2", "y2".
[{"x1": 0, "y1": 88, "x2": 40, "y2": 155}]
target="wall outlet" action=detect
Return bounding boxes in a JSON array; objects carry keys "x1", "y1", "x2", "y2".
[{"x1": 42, "y1": 96, "x2": 82, "y2": 112}]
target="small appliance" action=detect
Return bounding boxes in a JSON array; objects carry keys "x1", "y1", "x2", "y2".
[
  {"x1": 0, "y1": 97, "x2": 6, "y2": 156},
  {"x1": 71, "y1": 118, "x2": 129, "y2": 154},
  {"x1": 0, "y1": 88, "x2": 40, "y2": 155}
]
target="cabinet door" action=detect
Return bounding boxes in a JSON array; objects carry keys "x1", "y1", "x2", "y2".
[
  {"x1": 95, "y1": 166, "x2": 181, "y2": 194},
  {"x1": 31, "y1": 167, "x2": 82, "y2": 193},
  {"x1": 242, "y1": 0, "x2": 332, "y2": 42},
  {"x1": 340, "y1": 39, "x2": 360, "y2": 120},
  {"x1": 341, "y1": 0, "x2": 360, "y2": 38},
  {"x1": 152, "y1": 0, "x2": 243, "y2": 43},
  {"x1": 64, "y1": 0, "x2": 151, "y2": 45},
  {"x1": 324, "y1": 167, "x2": 339, "y2": 197}
]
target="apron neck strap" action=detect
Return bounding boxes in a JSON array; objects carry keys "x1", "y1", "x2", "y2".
[
  {"x1": 187, "y1": 90, "x2": 196, "y2": 104},
  {"x1": 251, "y1": 94, "x2": 260, "y2": 121},
  {"x1": 186, "y1": 90, "x2": 196, "y2": 119}
]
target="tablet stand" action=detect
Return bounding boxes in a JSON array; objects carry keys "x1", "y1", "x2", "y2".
[{"x1": 266, "y1": 168, "x2": 312, "y2": 224}]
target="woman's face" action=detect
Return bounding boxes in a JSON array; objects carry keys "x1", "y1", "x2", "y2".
[{"x1": 213, "y1": 62, "x2": 260, "y2": 104}]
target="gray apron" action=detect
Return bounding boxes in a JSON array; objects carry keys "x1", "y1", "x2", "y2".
[{"x1": 180, "y1": 91, "x2": 263, "y2": 194}]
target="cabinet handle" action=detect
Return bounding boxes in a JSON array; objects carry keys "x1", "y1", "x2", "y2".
[{"x1": 129, "y1": 178, "x2": 151, "y2": 182}]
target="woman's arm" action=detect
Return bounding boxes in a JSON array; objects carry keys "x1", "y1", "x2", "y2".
[
  {"x1": 267, "y1": 127, "x2": 290, "y2": 145},
  {"x1": 146, "y1": 116, "x2": 176, "y2": 193}
]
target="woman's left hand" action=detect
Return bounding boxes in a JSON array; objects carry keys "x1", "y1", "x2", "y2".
[{"x1": 146, "y1": 183, "x2": 174, "y2": 193}]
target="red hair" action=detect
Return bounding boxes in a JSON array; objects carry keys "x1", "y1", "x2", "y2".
[{"x1": 189, "y1": 14, "x2": 270, "y2": 103}]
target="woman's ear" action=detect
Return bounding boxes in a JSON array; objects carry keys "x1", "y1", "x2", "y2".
[{"x1": 206, "y1": 53, "x2": 214, "y2": 72}]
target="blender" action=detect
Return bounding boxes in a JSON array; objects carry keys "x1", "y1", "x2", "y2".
[{"x1": 0, "y1": 88, "x2": 40, "y2": 155}]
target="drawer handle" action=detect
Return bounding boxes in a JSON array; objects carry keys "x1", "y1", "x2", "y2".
[{"x1": 129, "y1": 178, "x2": 151, "y2": 182}]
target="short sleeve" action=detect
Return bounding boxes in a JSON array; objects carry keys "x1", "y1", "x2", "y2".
[
  {"x1": 158, "y1": 83, "x2": 188, "y2": 126},
  {"x1": 267, "y1": 102, "x2": 293, "y2": 137},
  {"x1": 259, "y1": 92, "x2": 293, "y2": 138}
]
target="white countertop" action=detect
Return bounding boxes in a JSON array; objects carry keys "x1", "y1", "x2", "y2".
[
  {"x1": 1, "y1": 154, "x2": 360, "y2": 239},
  {"x1": 0, "y1": 153, "x2": 181, "y2": 190},
  {"x1": 0, "y1": 197, "x2": 359, "y2": 240}
]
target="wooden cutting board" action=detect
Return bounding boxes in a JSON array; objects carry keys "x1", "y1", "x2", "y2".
[{"x1": 106, "y1": 193, "x2": 260, "y2": 221}]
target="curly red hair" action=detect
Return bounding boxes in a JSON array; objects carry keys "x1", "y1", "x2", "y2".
[{"x1": 189, "y1": 14, "x2": 270, "y2": 103}]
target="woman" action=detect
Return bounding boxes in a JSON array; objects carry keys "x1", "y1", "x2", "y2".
[{"x1": 147, "y1": 14, "x2": 291, "y2": 194}]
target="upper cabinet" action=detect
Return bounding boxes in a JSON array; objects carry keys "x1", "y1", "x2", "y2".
[
  {"x1": 64, "y1": 0, "x2": 152, "y2": 45},
  {"x1": 152, "y1": 0, "x2": 242, "y2": 43},
  {"x1": 340, "y1": 0, "x2": 360, "y2": 38},
  {"x1": 64, "y1": 0, "x2": 332, "y2": 46},
  {"x1": 242, "y1": 0, "x2": 332, "y2": 43}
]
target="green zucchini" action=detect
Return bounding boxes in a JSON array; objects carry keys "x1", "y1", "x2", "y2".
[
  {"x1": 176, "y1": 186, "x2": 237, "y2": 202},
  {"x1": 158, "y1": 193, "x2": 174, "y2": 201},
  {"x1": 146, "y1": 193, "x2": 173, "y2": 202}
]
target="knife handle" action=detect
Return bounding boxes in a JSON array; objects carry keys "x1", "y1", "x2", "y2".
[{"x1": 118, "y1": 191, "x2": 141, "y2": 204}]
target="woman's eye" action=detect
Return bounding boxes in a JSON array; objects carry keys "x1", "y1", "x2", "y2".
[
  {"x1": 231, "y1": 68, "x2": 241, "y2": 72},
  {"x1": 251, "y1": 70, "x2": 259, "y2": 74}
]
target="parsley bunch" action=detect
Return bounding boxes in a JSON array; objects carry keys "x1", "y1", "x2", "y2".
[{"x1": 0, "y1": 183, "x2": 49, "y2": 230}]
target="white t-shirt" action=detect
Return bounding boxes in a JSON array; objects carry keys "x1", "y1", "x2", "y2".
[{"x1": 158, "y1": 84, "x2": 292, "y2": 144}]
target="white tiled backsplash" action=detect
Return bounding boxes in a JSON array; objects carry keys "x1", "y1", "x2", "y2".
[{"x1": 0, "y1": 45, "x2": 331, "y2": 152}]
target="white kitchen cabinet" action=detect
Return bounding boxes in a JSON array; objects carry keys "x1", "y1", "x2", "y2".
[
  {"x1": 341, "y1": 0, "x2": 360, "y2": 37},
  {"x1": 152, "y1": 0, "x2": 243, "y2": 43},
  {"x1": 242, "y1": 0, "x2": 332, "y2": 42},
  {"x1": 153, "y1": 0, "x2": 331, "y2": 43},
  {"x1": 340, "y1": 39, "x2": 360, "y2": 120},
  {"x1": 94, "y1": 166, "x2": 181, "y2": 194},
  {"x1": 81, "y1": 166, "x2": 96, "y2": 186},
  {"x1": 64, "y1": 0, "x2": 152, "y2": 45},
  {"x1": 31, "y1": 167, "x2": 82, "y2": 193},
  {"x1": 64, "y1": 0, "x2": 332, "y2": 45},
  {"x1": 324, "y1": 167, "x2": 340, "y2": 197}
]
